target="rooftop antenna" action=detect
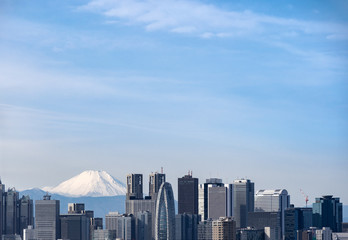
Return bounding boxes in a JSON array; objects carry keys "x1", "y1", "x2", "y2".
[
  {"x1": 161, "y1": 167, "x2": 163, "y2": 174},
  {"x1": 191, "y1": 170, "x2": 193, "y2": 176}
]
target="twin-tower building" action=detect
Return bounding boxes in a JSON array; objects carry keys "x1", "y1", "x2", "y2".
[{"x1": 125, "y1": 172, "x2": 175, "y2": 240}]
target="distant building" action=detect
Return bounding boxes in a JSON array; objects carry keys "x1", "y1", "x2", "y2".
[
  {"x1": 149, "y1": 172, "x2": 166, "y2": 201},
  {"x1": 4, "y1": 188, "x2": 20, "y2": 235},
  {"x1": 197, "y1": 220, "x2": 213, "y2": 240},
  {"x1": 0, "y1": 179, "x2": 5, "y2": 237},
  {"x1": 255, "y1": 189, "x2": 290, "y2": 238},
  {"x1": 233, "y1": 179, "x2": 254, "y2": 228},
  {"x1": 198, "y1": 178, "x2": 226, "y2": 221},
  {"x1": 127, "y1": 174, "x2": 143, "y2": 200},
  {"x1": 316, "y1": 227, "x2": 332, "y2": 240},
  {"x1": 175, "y1": 213, "x2": 199, "y2": 240},
  {"x1": 212, "y1": 217, "x2": 236, "y2": 240},
  {"x1": 248, "y1": 212, "x2": 281, "y2": 240},
  {"x1": 35, "y1": 194, "x2": 60, "y2": 240},
  {"x1": 93, "y1": 229, "x2": 116, "y2": 240},
  {"x1": 332, "y1": 232, "x2": 348, "y2": 240},
  {"x1": 135, "y1": 211, "x2": 152, "y2": 240},
  {"x1": 238, "y1": 227, "x2": 264, "y2": 240},
  {"x1": 155, "y1": 182, "x2": 175, "y2": 240},
  {"x1": 178, "y1": 174, "x2": 199, "y2": 215},
  {"x1": 105, "y1": 212, "x2": 135, "y2": 240},
  {"x1": 23, "y1": 225, "x2": 36, "y2": 240},
  {"x1": 19, "y1": 195, "x2": 34, "y2": 238},
  {"x1": 60, "y1": 214, "x2": 88, "y2": 240},
  {"x1": 284, "y1": 206, "x2": 312, "y2": 240},
  {"x1": 68, "y1": 203, "x2": 85, "y2": 214},
  {"x1": 342, "y1": 223, "x2": 348, "y2": 233},
  {"x1": 313, "y1": 195, "x2": 343, "y2": 232}
]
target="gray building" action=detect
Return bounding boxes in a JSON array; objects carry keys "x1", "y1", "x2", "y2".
[
  {"x1": 155, "y1": 182, "x2": 175, "y2": 240},
  {"x1": 208, "y1": 184, "x2": 233, "y2": 220},
  {"x1": 212, "y1": 217, "x2": 236, "y2": 240},
  {"x1": 0, "y1": 180, "x2": 5, "y2": 238},
  {"x1": 127, "y1": 174, "x2": 143, "y2": 200},
  {"x1": 149, "y1": 172, "x2": 166, "y2": 200},
  {"x1": 35, "y1": 194, "x2": 60, "y2": 240},
  {"x1": 175, "y1": 213, "x2": 199, "y2": 240},
  {"x1": 248, "y1": 212, "x2": 281, "y2": 240},
  {"x1": 198, "y1": 178, "x2": 225, "y2": 221},
  {"x1": 238, "y1": 227, "x2": 264, "y2": 240},
  {"x1": 60, "y1": 214, "x2": 88, "y2": 240},
  {"x1": 93, "y1": 229, "x2": 116, "y2": 240},
  {"x1": 105, "y1": 212, "x2": 135, "y2": 240},
  {"x1": 135, "y1": 211, "x2": 152, "y2": 240},
  {"x1": 284, "y1": 206, "x2": 312, "y2": 240},
  {"x1": 3, "y1": 188, "x2": 20, "y2": 235},
  {"x1": 198, "y1": 220, "x2": 212, "y2": 240},
  {"x1": 233, "y1": 179, "x2": 254, "y2": 229},
  {"x1": 255, "y1": 189, "x2": 290, "y2": 238},
  {"x1": 19, "y1": 196, "x2": 34, "y2": 238}
]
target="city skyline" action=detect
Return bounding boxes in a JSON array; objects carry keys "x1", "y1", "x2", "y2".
[{"x1": 1, "y1": 0, "x2": 347, "y2": 209}]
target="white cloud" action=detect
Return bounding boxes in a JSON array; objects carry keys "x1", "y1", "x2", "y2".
[{"x1": 79, "y1": 0, "x2": 348, "y2": 39}]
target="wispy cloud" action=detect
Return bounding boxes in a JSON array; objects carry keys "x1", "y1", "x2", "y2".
[{"x1": 79, "y1": 0, "x2": 348, "y2": 39}]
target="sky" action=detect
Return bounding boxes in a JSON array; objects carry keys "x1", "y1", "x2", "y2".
[{"x1": 0, "y1": 0, "x2": 347, "y2": 207}]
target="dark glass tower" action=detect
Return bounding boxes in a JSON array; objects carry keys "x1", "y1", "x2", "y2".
[
  {"x1": 127, "y1": 174, "x2": 143, "y2": 200},
  {"x1": 155, "y1": 182, "x2": 175, "y2": 240},
  {"x1": 149, "y1": 173, "x2": 166, "y2": 200},
  {"x1": 0, "y1": 180, "x2": 5, "y2": 237},
  {"x1": 313, "y1": 195, "x2": 342, "y2": 232},
  {"x1": 178, "y1": 174, "x2": 198, "y2": 214},
  {"x1": 284, "y1": 205, "x2": 312, "y2": 240},
  {"x1": 19, "y1": 195, "x2": 34, "y2": 237},
  {"x1": 233, "y1": 179, "x2": 254, "y2": 229},
  {"x1": 4, "y1": 188, "x2": 20, "y2": 235}
]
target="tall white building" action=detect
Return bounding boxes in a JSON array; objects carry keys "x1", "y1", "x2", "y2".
[{"x1": 255, "y1": 189, "x2": 290, "y2": 238}]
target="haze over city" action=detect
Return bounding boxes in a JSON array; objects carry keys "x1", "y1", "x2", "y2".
[{"x1": 1, "y1": 0, "x2": 347, "y2": 208}]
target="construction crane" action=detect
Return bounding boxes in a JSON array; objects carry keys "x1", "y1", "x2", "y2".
[{"x1": 300, "y1": 189, "x2": 309, "y2": 207}]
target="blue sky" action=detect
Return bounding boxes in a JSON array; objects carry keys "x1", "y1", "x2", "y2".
[{"x1": 0, "y1": 0, "x2": 347, "y2": 207}]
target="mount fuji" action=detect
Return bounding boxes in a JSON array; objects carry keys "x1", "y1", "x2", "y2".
[
  {"x1": 20, "y1": 170, "x2": 127, "y2": 217},
  {"x1": 42, "y1": 170, "x2": 127, "y2": 197}
]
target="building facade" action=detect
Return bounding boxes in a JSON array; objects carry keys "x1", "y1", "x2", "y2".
[
  {"x1": 212, "y1": 217, "x2": 236, "y2": 240},
  {"x1": 233, "y1": 179, "x2": 254, "y2": 229},
  {"x1": 155, "y1": 182, "x2": 175, "y2": 240},
  {"x1": 178, "y1": 174, "x2": 198, "y2": 215},
  {"x1": 313, "y1": 195, "x2": 343, "y2": 232}
]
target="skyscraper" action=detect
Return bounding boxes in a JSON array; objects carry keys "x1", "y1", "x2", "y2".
[
  {"x1": 19, "y1": 195, "x2": 34, "y2": 238},
  {"x1": 198, "y1": 178, "x2": 225, "y2": 221},
  {"x1": 4, "y1": 188, "x2": 20, "y2": 235},
  {"x1": 35, "y1": 194, "x2": 60, "y2": 240},
  {"x1": 284, "y1": 205, "x2": 312, "y2": 240},
  {"x1": 178, "y1": 174, "x2": 198, "y2": 215},
  {"x1": 127, "y1": 174, "x2": 143, "y2": 200},
  {"x1": 233, "y1": 179, "x2": 254, "y2": 229},
  {"x1": 149, "y1": 172, "x2": 166, "y2": 200},
  {"x1": 0, "y1": 180, "x2": 5, "y2": 237},
  {"x1": 105, "y1": 212, "x2": 135, "y2": 240},
  {"x1": 313, "y1": 195, "x2": 343, "y2": 232},
  {"x1": 135, "y1": 211, "x2": 152, "y2": 240},
  {"x1": 155, "y1": 182, "x2": 175, "y2": 240},
  {"x1": 255, "y1": 189, "x2": 290, "y2": 238}
]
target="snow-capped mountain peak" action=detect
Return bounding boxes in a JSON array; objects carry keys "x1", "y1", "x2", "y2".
[{"x1": 43, "y1": 170, "x2": 126, "y2": 197}]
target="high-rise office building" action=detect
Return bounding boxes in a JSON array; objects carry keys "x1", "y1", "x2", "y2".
[
  {"x1": 23, "y1": 225, "x2": 36, "y2": 240},
  {"x1": 175, "y1": 213, "x2": 199, "y2": 240},
  {"x1": 208, "y1": 184, "x2": 233, "y2": 220},
  {"x1": 313, "y1": 195, "x2": 343, "y2": 232},
  {"x1": 0, "y1": 180, "x2": 5, "y2": 237},
  {"x1": 105, "y1": 212, "x2": 135, "y2": 240},
  {"x1": 233, "y1": 179, "x2": 254, "y2": 229},
  {"x1": 255, "y1": 189, "x2": 290, "y2": 238},
  {"x1": 19, "y1": 196, "x2": 33, "y2": 238},
  {"x1": 198, "y1": 178, "x2": 225, "y2": 220},
  {"x1": 68, "y1": 203, "x2": 85, "y2": 214},
  {"x1": 212, "y1": 217, "x2": 236, "y2": 240},
  {"x1": 149, "y1": 172, "x2": 166, "y2": 200},
  {"x1": 135, "y1": 211, "x2": 152, "y2": 240},
  {"x1": 60, "y1": 213, "x2": 88, "y2": 240},
  {"x1": 127, "y1": 174, "x2": 143, "y2": 200},
  {"x1": 178, "y1": 174, "x2": 198, "y2": 215},
  {"x1": 248, "y1": 212, "x2": 281, "y2": 240},
  {"x1": 284, "y1": 206, "x2": 312, "y2": 240},
  {"x1": 35, "y1": 194, "x2": 60, "y2": 240},
  {"x1": 4, "y1": 188, "x2": 20, "y2": 235},
  {"x1": 155, "y1": 182, "x2": 175, "y2": 240}
]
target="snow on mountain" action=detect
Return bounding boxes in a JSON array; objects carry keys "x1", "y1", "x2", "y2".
[{"x1": 42, "y1": 170, "x2": 126, "y2": 197}]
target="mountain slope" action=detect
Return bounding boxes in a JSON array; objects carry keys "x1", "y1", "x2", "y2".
[{"x1": 43, "y1": 170, "x2": 126, "y2": 197}]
